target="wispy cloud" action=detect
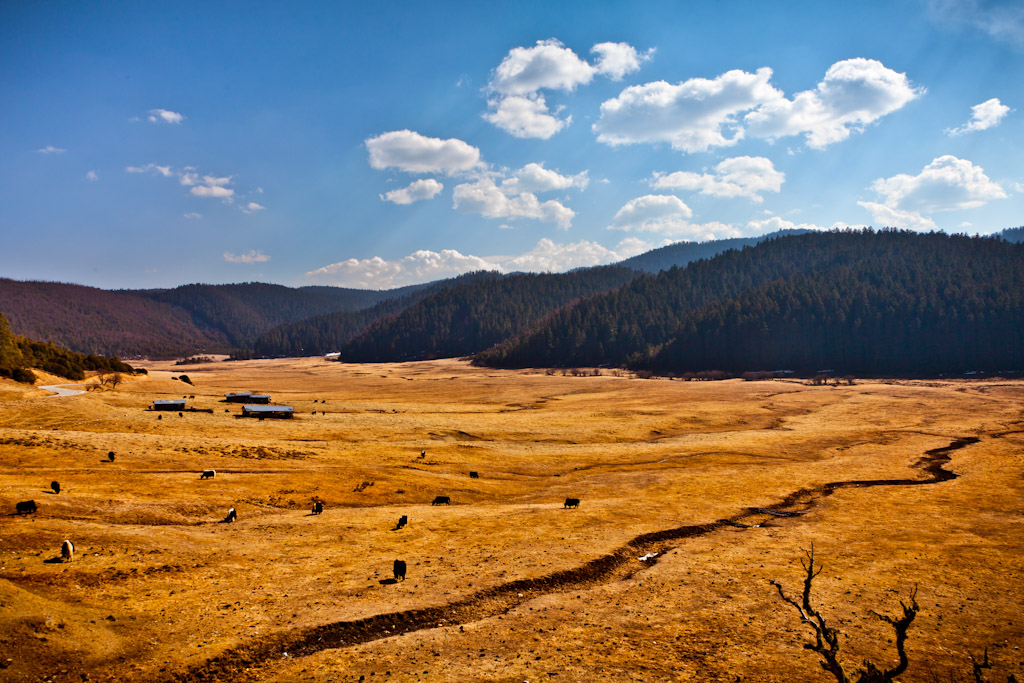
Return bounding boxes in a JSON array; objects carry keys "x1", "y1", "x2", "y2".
[
  {"x1": 127, "y1": 163, "x2": 240, "y2": 203},
  {"x1": 184, "y1": 212, "x2": 202, "y2": 219},
  {"x1": 946, "y1": 98, "x2": 1012, "y2": 135},
  {"x1": 223, "y1": 250, "x2": 269, "y2": 264},
  {"x1": 148, "y1": 108, "x2": 184, "y2": 124},
  {"x1": 241, "y1": 201, "x2": 266, "y2": 214},
  {"x1": 84, "y1": 170, "x2": 99, "y2": 181},
  {"x1": 36, "y1": 145, "x2": 66, "y2": 154},
  {"x1": 926, "y1": 0, "x2": 1024, "y2": 47}
]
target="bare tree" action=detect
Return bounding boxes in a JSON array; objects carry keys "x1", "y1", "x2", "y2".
[
  {"x1": 100, "y1": 371, "x2": 123, "y2": 389},
  {"x1": 770, "y1": 547, "x2": 919, "y2": 683}
]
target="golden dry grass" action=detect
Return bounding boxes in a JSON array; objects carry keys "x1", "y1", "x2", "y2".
[{"x1": 1, "y1": 357, "x2": 1022, "y2": 682}]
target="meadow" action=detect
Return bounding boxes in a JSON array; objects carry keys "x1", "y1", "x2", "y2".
[{"x1": 1, "y1": 358, "x2": 1022, "y2": 682}]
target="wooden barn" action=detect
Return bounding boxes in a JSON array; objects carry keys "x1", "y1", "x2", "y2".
[
  {"x1": 241, "y1": 404, "x2": 294, "y2": 419},
  {"x1": 151, "y1": 399, "x2": 187, "y2": 411}
]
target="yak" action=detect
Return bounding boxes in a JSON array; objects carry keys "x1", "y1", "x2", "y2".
[
  {"x1": 61, "y1": 539, "x2": 74, "y2": 562},
  {"x1": 563, "y1": 498, "x2": 580, "y2": 509},
  {"x1": 431, "y1": 495, "x2": 451, "y2": 506},
  {"x1": 16, "y1": 500, "x2": 37, "y2": 515},
  {"x1": 200, "y1": 469, "x2": 216, "y2": 480},
  {"x1": 393, "y1": 559, "x2": 407, "y2": 581}
]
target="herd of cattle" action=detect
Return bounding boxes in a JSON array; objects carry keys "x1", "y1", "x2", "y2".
[{"x1": 13, "y1": 455, "x2": 581, "y2": 580}]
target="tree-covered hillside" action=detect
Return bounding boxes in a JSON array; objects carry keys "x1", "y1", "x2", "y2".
[
  {"x1": 339, "y1": 266, "x2": 641, "y2": 362},
  {"x1": 1, "y1": 312, "x2": 136, "y2": 383},
  {"x1": 475, "y1": 230, "x2": 1024, "y2": 375},
  {"x1": 615, "y1": 228, "x2": 811, "y2": 273}
]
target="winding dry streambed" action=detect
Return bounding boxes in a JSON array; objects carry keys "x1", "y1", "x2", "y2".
[{"x1": 165, "y1": 435, "x2": 980, "y2": 683}]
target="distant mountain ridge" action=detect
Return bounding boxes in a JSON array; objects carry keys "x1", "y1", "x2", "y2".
[{"x1": 616, "y1": 228, "x2": 813, "y2": 272}]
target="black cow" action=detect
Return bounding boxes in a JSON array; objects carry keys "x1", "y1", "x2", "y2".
[
  {"x1": 108, "y1": 451, "x2": 116, "y2": 461},
  {"x1": 393, "y1": 559, "x2": 407, "y2": 581},
  {"x1": 312, "y1": 501, "x2": 324, "y2": 515},
  {"x1": 16, "y1": 500, "x2": 37, "y2": 515},
  {"x1": 469, "y1": 471, "x2": 479, "y2": 479},
  {"x1": 563, "y1": 497, "x2": 580, "y2": 509},
  {"x1": 397, "y1": 515, "x2": 408, "y2": 528},
  {"x1": 419, "y1": 450, "x2": 426, "y2": 459},
  {"x1": 200, "y1": 469, "x2": 216, "y2": 480},
  {"x1": 222, "y1": 507, "x2": 237, "y2": 523},
  {"x1": 51, "y1": 481, "x2": 61, "y2": 494},
  {"x1": 431, "y1": 495, "x2": 451, "y2": 506}
]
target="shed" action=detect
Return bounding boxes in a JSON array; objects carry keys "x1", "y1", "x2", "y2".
[
  {"x1": 248, "y1": 394, "x2": 272, "y2": 404},
  {"x1": 241, "y1": 404, "x2": 294, "y2": 419},
  {"x1": 224, "y1": 392, "x2": 252, "y2": 403},
  {"x1": 152, "y1": 399, "x2": 187, "y2": 411}
]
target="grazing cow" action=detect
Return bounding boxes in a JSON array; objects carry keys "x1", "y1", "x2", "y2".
[
  {"x1": 108, "y1": 451, "x2": 115, "y2": 461},
  {"x1": 312, "y1": 501, "x2": 324, "y2": 515},
  {"x1": 16, "y1": 500, "x2": 37, "y2": 515},
  {"x1": 61, "y1": 540, "x2": 74, "y2": 562},
  {"x1": 223, "y1": 507, "x2": 237, "y2": 523},
  {"x1": 469, "y1": 471, "x2": 479, "y2": 479},
  {"x1": 393, "y1": 559, "x2": 407, "y2": 581},
  {"x1": 51, "y1": 481, "x2": 61, "y2": 494},
  {"x1": 200, "y1": 470, "x2": 216, "y2": 480},
  {"x1": 563, "y1": 497, "x2": 580, "y2": 509},
  {"x1": 397, "y1": 515, "x2": 408, "y2": 528},
  {"x1": 431, "y1": 495, "x2": 451, "y2": 506},
  {"x1": 419, "y1": 450, "x2": 426, "y2": 459}
]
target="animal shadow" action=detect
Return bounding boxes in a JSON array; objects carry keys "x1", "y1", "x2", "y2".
[
  {"x1": 378, "y1": 578, "x2": 398, "y2": 585},
  {"x1": 43, "y1": 556, "x2": 64, "y2": 564}
]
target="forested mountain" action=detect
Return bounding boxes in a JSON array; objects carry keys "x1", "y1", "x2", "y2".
[
  {"x1": 339, "y1": 266, "x2": 642, "y2": 362},
  {"x1": 0, "y1": 312, "x2": 136, "y2": 383},
  {"x1": 475, "y1": 230, "x2": 1024, "y2": 375},
  {"x1": 0, "y1": 279, "x2": 421, "y2": 358},
  {"x1": 252, "y1": 271, "x2": 503, "y2": 357},
  {"x1": 616, "y1": 228, "x2": 811, "y2": 273},
  {"x1": 1002, "y1": 226, "x2": 1024, "y2": 243}
]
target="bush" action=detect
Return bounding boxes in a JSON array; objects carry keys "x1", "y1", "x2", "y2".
[{"x1": 11, "y1": 367, "x2": 36, "y2": 384}]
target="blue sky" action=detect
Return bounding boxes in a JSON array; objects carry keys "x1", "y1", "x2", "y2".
[{"x1": 1, "y1": 0, "x2": 1021, "y2": 290}]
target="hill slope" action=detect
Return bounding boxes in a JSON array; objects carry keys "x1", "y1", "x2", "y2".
[
  {"x1": 475, "y1": 230, "x2": 1024, "y2": 375},
  {"x1": 616, "y1": 228, "x2": 811, "y2": 273}
]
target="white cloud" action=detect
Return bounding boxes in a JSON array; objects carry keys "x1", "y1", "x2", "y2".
[
  {"x1": 190, "y1": 185, "x2": 234, "y2": 200},
  {"x1": 452, "y1": 177, "x2": 575, "y2": 229},
  {"x1": 595, "y1": 59, "x2": 922, "y2": 153},
  {"x1": 745, "y1": 216, "x2": 846, "y2": 233},
  {"x1": 608, "y1": 195, "x2": 742, "y2": 240},
  {"x1": 868, "y1": 155, "x2": 1007, "y2": 213},
  {"x1": 36, "y1": 145, "x2": 66, "y2": 154},
  {"x1": 306, "y1": 237, "x2": 658, "y2": 288},
  {"x1": 224, "y1": 250, "x2": 269, "y2": 264},
  {"x1": 591, "y1": 42, "x2": 653, "y2": 81},
  {"x1": 744, "y1": 58, "x2": 924, "y2": 149},
  {"x1": 856, "y1": 202, "x2": 938, "y2": 231},
  {"x1": 381, "y1": 178, "x2": 444, "y2": 205},
  {"x1": 651, "y1": 156, "x2": 784, "y2": 202},
  {"x1": 485, "y1": 38, "x2": 650, "y2": 139},
  {"x1": 126, "y1": 163, "x2": 173, "y2": 177},
  {"x1": 858, "y1": 155, "x2": 1006, "y2": 230},
  {"x1": 946, "y1": 97, "x2": 1012, "y2": 135},
  {"x1": 84, "y1": 170, "x2": 98, "y2": 181},
  {"x1": 184, "y1": 212, "x2": 202, "y2": 219},
  {"x1": 307, "y1": 249, "x2": 499, "y2": 289},
  {"x1": 505, "y1": 237, "x2": 652, "y2": 272},
  {"x1": 241, "y1": 201, "x2": 266, "y2": 214},
  {"x1": 594, "y1": 68, "x2": 779, "y2": 152},
  {"x1": 501, "y1": 163, "x2": 589, "y2": 194},
  {"x1": 490, "y1": 39, "x2": 597, "y2": 96},
  {"x1": 483, "y1": 94, "x2": 569, "y2": 139},
  {"x1": 148, "y1": 108, "x2": 184, "y2": 124},
  {"x1": 365, "y1": 130, "x2": 481, "y2": 175}
]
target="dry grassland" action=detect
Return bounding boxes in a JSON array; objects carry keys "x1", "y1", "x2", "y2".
[{"x1": 1, "y1": 357, "x2": 1022, "y2": 682}]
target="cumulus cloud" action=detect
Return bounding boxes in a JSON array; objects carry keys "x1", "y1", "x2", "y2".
[
  {"x1": 307, "y1": 249, "x2": 499, "y2": 289},
  {"x1": 452, "y1": 177, "x2": 575, "y2": 229},
  {"x1": 608, "y1": 195, "x2": 741, "y2": 240},
  {"x1": 382, "y1": 178, "x2": 444, "y2": 205},
  {"x1": 591, "y1": 42, "x2": 653, "y2": 80},
  {"x1": 501, "y1": 163, "x2": 589, "y2": 194},
  {"x1": 190, "y1": 185, "x2": 234, "y2": 200},
  {"x1": 946, "y1": 97, "x2": 1012, "y2": 135},
  {"x1": 224, "y1": 250, "x2": 269, "y2": 264},
  {"x1": 745, "y1": 215, "x2": 851, "y2": 234},
  {"x1": 148, "y1": 108, "x2": 184, "y2": 124},
  {"x1": 241, "y1": 202, "x2": 266, "y2": 214},
  {"x1": 652, "y1": 156, "x2": 784, "y2": 202},
  {"x1": 306, "y1": 238, "x2": 657, "y2": 288},
  {"x1": 126, "y1": 163, "x2": 173, "y2": 177},
  {"x1": 483, "y1": 93, "x2": 569, "y2": 139},
  {"x1": 858, "y1": 155, "x2": 1006, "y2": 229},
  {"x1": 84, "y1": 170, "x2": 98, "y2": 181},
  {"x1": 505, "y1": 237, "x2": 652, "y2": 272},
  {"x1": 595, "y1": 59, "x2": 922, "y2": 153},
  {"x1": 485, "y1": 38, "x2": 650, "y2": 139},
  {"x1": 365, "y1": 130, "x2": 481, "y2": 175},
  {"x1": 36, "y1": 145, "x2": 66, "y2": 154},
  {"x1": 744, "y1": 58, "x2": 924, "y2": 148}
]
